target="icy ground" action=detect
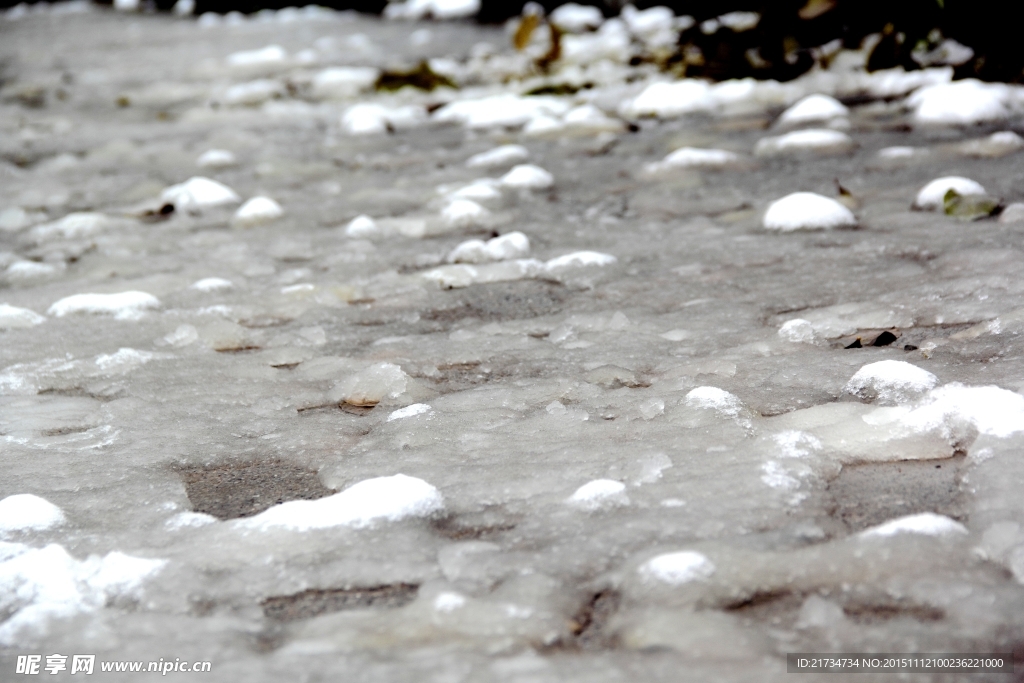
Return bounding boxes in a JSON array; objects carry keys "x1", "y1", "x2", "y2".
[{"x1": 2, "y1": 5, "x2": 1024, "y2": 682}]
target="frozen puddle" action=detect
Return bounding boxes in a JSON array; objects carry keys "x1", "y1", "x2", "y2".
[{"x1": 2, "y1": 6, "x2": 1024, "y2": 681}]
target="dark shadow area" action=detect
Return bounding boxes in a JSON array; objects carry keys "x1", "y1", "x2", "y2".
[
  {"x1": 826, "y1": 456, "x2": 967, "y2": 533},
  {"x1": 4, "y1": 0, "x2": 1021, "y2": 82},
  {"x1": 178, "y1": 459, "x2": 336, "y2": 520},
  {"x1": 262, "y1": 583, "x2": 419, "y2": 621}
]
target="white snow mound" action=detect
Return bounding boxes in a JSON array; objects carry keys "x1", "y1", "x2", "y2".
[
  {"x1": 0, "y1": 495, "x2": 65, "y2": 535},
  {"x1": 47, "y1": 291, "x2": 161, "y2": 320},
  {"x1": 755, "y1": 129, "x2": 854, "y2": 156},
  {"x1": 448, "y1": 232, "x2": 529, "y2": 263},
  {"x1": 685, "y1": 386, "x2": 743, "y2": 416},
  {"x1": 0, "y1": 304, "x2": 46, "y2": 329},
  {"x1": 653, "y1": 147, "x2": 739, "y2": 170},
  {"x1": 0, "y1": 544, "x2": 165, "y2": 646},
  {"x1": 466, "y1": 144, "x2": 529, "y2": 168},
  {"x1": 568, "y1": 479, "x2": 629, "y2": 511},
  {"x1": 499, "y1": 164, "x2": 554, "y2": 190},
  {"x1": 908, "y1": 79, "x2": 1014, "y2": 125},
  {"x1": 778, "y1": 318, "x2": 815, "y2": 343},
  {"x1": 845, "y1": 360, "x2": 937, "y2": 404},
  {"x1": 345, "y1": 215, "x2": 379, "y2": 238},
  {"x1": 161, "y1": 177, "x2": 240, "y2": 211},
  {"x1": 860, "y1": 513, "x2": 968, "y2": 538},
  {"x1": 196, "y1": 149, "x2": 236, "y2": 168},
  {"x1": 900, "y1": 383, "x2": 1024, "y2": 439},
  {"x1": 913, "y1": 176, "x2": 986, "y2": 210},
  {"x1": 239, "y1": 474, "x2": 443, "y2": 530},
  {"x1": 763, "y1": 192, "x2": 856, "y2": 231},
  {"x1": 433, "y1": 94, "x2": 570, "y2": 129},
  {"x1": 190, "y1": 277, "x2": 233, "y2": 292},
  {"x1": 232, "y1": 196, "x2": 284, "y2": 226},
  {"x1": 638, "y1": 551, "x2": 715, "y2": 584},
  {"x1": 550, "y1": 3, "x2": 603, "y2": 32},
  {"x1": 777, "y1": 94, "x2": 848, "y2": 126}
]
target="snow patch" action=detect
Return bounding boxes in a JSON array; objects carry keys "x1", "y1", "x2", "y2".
[
  {"x1": 567, "y1": 479, "x2": 629, "y2": 511},
  {"x1": 900, "y1": 383, "x2": 1024, "y2": 439},
  {"x1": 0, "y1": 544, "x2": 165, "y2": 646},
  {"x1": 763, "y1": 192, "x2": 856, "y2": 231},
  {"x1": 341, "y1": 103, "x2": 426, "y2": 135},
  {"x1": 441, "y1": 199, "x2": 489, "y2": 228},
  {"x1": 550, "y1": 3, "x2": 603, "y2": 32},
  {"x1": 226, "y1": 45, "x2": 287, "y2": 68},
  {"x1": 196, "y1": 149, "x2": 236, "y2": 168},
  {"x1": 859, "y1": 513, "x2": 968, "y2": 538},
  {"x1": 648, "y1": 147, "x2": 739, "y2": 172},
  {"x1": 777, "y1": 94, "x2": 848, "y2": 126},
  {"x1": 685, "y1": 386, "x2": 742, "y2": 416},
  {"x1": 190, "y1": 277, "x2": 233, "y2": 292},
  {"x1": 755, "y1": 129, "x2": 854, "y2": 156},
  {"x1": 433, "y1": 94, "x2": 570, "y2": 130},
  {"x1": 908, "y1": 79, "x2": 1015, "y2": 125},
  {"x1": 30, "y1": 212, "x2": 109, "y2": 243},
  {"x1": 778, "y1": 318, "x2": 816, "y2": 343},
  {"x1": 161, "y1": 177, "x2": 241, "y2": 211},
  {"x1": 499, "y1": 164, "x2": 554, "y2": 190},
  {"x1": 0, "y1": 304, "x2": 46, "y2": 329},
  {"x1": 466, "y1": 144, "x2": 529, "y2": 168},
  {"x1": 913, "y1": 176, "x2": 985, "y2": 210},
  {"x1": 387, "y1": 403, "x2": 432, "y2": 422},
  {"x1": 232, "y1": 196, "x2": 284, "y2": 227},
  {"x1": 0, "y1": 495, "x2": 65, "y2": 535},
  {"x1": 47, "y1": 291, "x2": 161, "y2": 320},
  {"x1": 448, "y1": 232, "x2": 529, "y2": 264},
  {"x1": 845, "y1": 360, "x2": 938, "y2": 405},
  {"x1": 638, "y1": 551, "x2": 715, "y2": 585},
  {"x1": 238, "y1": 474, "x2": 443, "y2": 530}
]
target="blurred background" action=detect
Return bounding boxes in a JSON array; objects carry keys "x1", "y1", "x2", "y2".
[{"x1": 4, "y1": 0, "x2": 1021, "y2": 83}]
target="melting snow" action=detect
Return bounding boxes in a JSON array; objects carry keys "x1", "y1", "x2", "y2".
[
  {"x1": 47, "y1": 291, "x2": 161, "y2": 320},
  {"x1": 0, "y1": 495, "x2": 65, "y2": 535},
  {"x1": 913, "y1": 176, "x2": 986, "y2": 210},
  {"x1": 567, "y1": 479, "x2": 629, "y2": 511},
  {"x1": 638, "y1": 551, "x2": 715, "y2": 584},
  {"x1": 859, "y1": 513, "x2": 968, "y2": 538},
  {"x1": 238, "y1": 474, "x2": 443, "y2": 530},
  {"x1": 845, "y1": 360, "x2": 938, "y2": 405},
  {"x1": 763, "y1": 192, "x2": 856, "y2": 231}
]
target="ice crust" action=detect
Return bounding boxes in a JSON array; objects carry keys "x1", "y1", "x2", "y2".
[{"x1": 7, "y1": 8, "x2": 1024, "y2": 679}]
